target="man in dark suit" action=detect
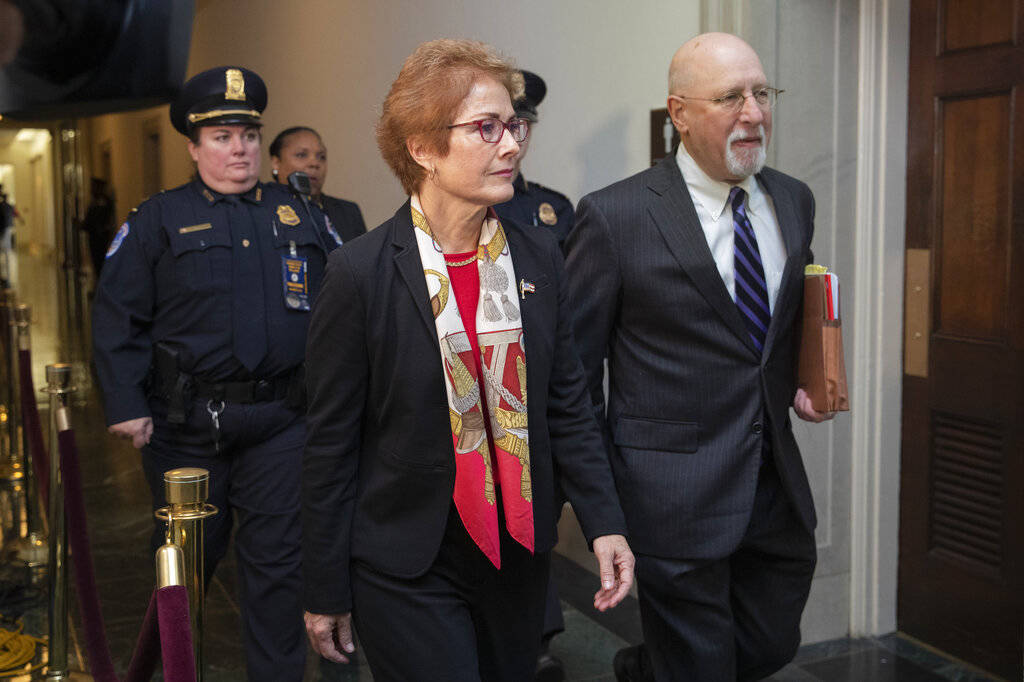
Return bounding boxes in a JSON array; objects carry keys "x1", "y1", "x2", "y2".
[{"x1": 564, "y1": 33, "x2": 835, "y2": 681}]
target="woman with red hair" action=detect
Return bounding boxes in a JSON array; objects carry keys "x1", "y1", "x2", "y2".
[{"x1": 301, "y1": 39, "x2": 633, "y2": 681}]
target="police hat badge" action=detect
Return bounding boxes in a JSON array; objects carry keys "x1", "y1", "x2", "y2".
[
  {"x1": 170, "y1": 66, "x2": 268, "y2": 135},
  {"x1": 513, "y1": 70, "x2": 547, "y2": 122}
]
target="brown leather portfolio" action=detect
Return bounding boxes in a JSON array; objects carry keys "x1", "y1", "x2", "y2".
[{"x1": 797, "y1": 267, "x2": 850, "y2": 412}]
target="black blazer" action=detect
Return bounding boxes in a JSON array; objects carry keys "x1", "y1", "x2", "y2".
[
  {"x1": 318, "y1": 193, "x2": 367, "y2": 243},
  {"x1": 565, "y1": 154, "x2": 817, "y2": 561},
  {"x1": 302, "y1": 201, "x2": 627, "y2": 614}
]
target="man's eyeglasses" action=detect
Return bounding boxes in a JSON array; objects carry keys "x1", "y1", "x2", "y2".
[
  {"x1": 447, "y1": 117, "x2": 530, "y2": 144},
  {"x1": 673, "y1": 87, "x2": 783, "y2": 113}
]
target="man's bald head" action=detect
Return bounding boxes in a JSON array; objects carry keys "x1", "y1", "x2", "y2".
[
  {"x1": 665, "y1": 33, "x2": 772, "y2": 183},
  {"x1": 668, "y1": 32, "x2": 764, "y2": 96}
]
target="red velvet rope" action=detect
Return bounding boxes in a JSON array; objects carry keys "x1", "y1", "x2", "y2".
[
  {"x1": 59, "y1": 426, "x2": 199, "y2": 682},
  {"x1": 60, "y1": 427, "x2": 118, "y2": 682},
  {"x1": 156, "y1": 586, "x2": 197, "y2": 682},
  {"x1": 17, "y1": 348, "x2": 50, "y2": 508},
  {"x1": 123, "y1": 590, "x2": 160, "y2": 682}
]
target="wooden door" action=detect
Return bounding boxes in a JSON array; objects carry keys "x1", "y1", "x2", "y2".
[{"x1": 900, "y1": 1, "x2": 1024, "y2": 679}]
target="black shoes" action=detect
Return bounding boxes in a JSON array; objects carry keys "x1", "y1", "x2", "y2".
[
  {"x1": 613, "y1": 644, "x2": 655, "y2": 682},
  {"x1": 535, "y1": 652, "x2": 565, "y2": 682}
]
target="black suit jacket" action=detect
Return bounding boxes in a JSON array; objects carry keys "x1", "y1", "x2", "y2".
[
  {"x1": 318, "y1": 193, "x2": 367, "y2": 243},
  {"x1": 565, "y1": 154, "x2": 816, "y2": 561},
  {"x1": 302, "y1": 201, "x2": 627, "y2": 614}
]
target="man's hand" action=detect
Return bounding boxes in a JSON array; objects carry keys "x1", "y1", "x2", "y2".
[
  {"x1": 108, "y1": 417, "x2": 153, "y2": 449},
  {"x1": 304, "y1": 612, "x2": 355, "y2": 664},
  {"x1": 592, "y1": 534, "x2": 634, "y2": 611},
  {"x1": 793, "y1": 388, "x2": 835, "y2": 423}
]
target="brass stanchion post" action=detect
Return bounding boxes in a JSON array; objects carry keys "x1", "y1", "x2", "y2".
[
  {"x1": 44, "y1": 363, "x2": 74, "y2": 682},
  {"x1": 12, "y1": 304, "x2": 47, "y2": 579},
  {"x1": 0, "y1": 288, "x2": 27, "y2": 550},
  {"x1": 155, "y1": 468, "x2": 217, "y2": 682},
  {"x1": 0, "y1": 288, "x2": 10, "y2": 456},
  {"x1": 156, "y1": 541, "x2": 186, "y2": 589}
]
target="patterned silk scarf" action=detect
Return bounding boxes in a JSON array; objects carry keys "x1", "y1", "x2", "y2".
[{"x1": 411, "y1": 196, "x2": 534, "y2": 568}]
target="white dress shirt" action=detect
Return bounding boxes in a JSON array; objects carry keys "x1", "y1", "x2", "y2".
[{"x1": 675, "y1": 145, "x2": 787, "y2": 313}]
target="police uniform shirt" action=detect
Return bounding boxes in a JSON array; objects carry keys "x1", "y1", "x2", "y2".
[
  {"x1": 92, "y1": 178, "x2": 335, "y2": 425},
  {"x1": 494, "y1": 174, "x2": 575, "y2": 249}
]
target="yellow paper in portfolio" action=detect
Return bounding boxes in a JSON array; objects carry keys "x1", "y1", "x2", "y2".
[{"x1": 797, "y1": 264, "x2": 850, "y2": 412}]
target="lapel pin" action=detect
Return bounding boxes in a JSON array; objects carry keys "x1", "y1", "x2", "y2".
[{"x1": 519, "y1": 279, "x2": 536, "y2": 300}]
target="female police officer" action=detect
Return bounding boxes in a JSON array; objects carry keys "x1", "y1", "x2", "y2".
[
  {"x1": 269, "y1": 126, "x2": 367, "y2": 245},
  {"x1": 92, "y1": 66, "x2": 336, "y2": 681}
]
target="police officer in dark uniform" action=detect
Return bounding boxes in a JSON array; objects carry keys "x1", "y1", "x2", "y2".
[
  {"x1": 494, "y1": 69, "x2": 571, "y2": 682},
  {"x1": 494, "y1": 70, "x2": 575, "y2": 251},
  {"x1": 92, "y1": 66, "x2": 337, "y2": 682},
  {"x1": 268, "y1": 126, "x2": 367, "y2": 245}
]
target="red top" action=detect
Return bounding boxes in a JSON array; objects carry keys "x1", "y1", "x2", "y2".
[
  {"x1": 445, "y1": 253, "x2": 481, "y2": 354},
  {"x1": 445, "y1": 253, "x2": 495, "y2": 436},
  {"x1": 445, "y1": 253, "x2": 499, "y2": 560}
]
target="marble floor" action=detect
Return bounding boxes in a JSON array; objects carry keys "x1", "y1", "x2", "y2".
[{"x1": 0, "y1": 248, "x2": 1007, "y2": 681}]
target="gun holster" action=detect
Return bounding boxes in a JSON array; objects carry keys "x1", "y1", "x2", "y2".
[{"x1": 152, "y1": 342, "x2": 193, "y2": 425}]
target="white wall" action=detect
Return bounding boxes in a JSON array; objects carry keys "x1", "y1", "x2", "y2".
[{"x1": 179, "y1": 0, "x2": 700, "y2": 227}]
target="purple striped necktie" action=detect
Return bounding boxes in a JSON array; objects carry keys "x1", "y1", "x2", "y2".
[{"x1": 729, "y1": 186, "x2": 771, "y2": 353}]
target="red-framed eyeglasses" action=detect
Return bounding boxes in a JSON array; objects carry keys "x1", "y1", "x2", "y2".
[{"x1": 446, "y1": 117, "x2": 530, "y2": 144}]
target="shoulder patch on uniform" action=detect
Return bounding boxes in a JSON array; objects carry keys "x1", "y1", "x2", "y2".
[
  {"x1": 324, "y1": 215, "x2": 343, "y2": 246},
  {"x1": 106, "y1": 222, "x2": 130, "y2": 258},
  {"x1": 276, "y1": 204, "x2": 300, "y2": 226}
]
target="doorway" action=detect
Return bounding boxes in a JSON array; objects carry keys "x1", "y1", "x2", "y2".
[{"x1": 898, "y1": 0, "x2": 1023, "y2": 679}]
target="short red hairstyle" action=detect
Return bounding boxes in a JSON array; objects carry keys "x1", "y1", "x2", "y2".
[{"x1": 377, "y1": 39, "x2": 521, "y2": 195}]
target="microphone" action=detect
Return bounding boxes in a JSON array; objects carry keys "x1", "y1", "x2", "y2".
[
  {"x1": 286, "y1": 171, "x2": 312, "y2": 197},
  {"x1": 286, "y1": 171, "x2": 329, "y2": 250}
]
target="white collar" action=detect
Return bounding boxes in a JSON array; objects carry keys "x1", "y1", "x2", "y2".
[{"x1": 675, "y1": 144, "x2": 760, "y2": 220}]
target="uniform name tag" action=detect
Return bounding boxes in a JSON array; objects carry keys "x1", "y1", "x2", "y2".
[
  {"x1": 281, "y1": 254, "x2": 310, "y2": 311},
  {"x1": 179, "y1": 223, "x2": 213, "y2": 234}
]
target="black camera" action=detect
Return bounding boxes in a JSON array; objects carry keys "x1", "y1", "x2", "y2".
[{"x1": 0, "y1": 0, "x2": 194, "y2": 119}]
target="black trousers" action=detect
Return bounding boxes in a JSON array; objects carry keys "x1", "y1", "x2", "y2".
[
  {"x1": 351, "y1": 507, "x2": 550, "y2": 682},
  {"x1": 636, "y1": 458, "x2": 817, "y2": 682},
  {"x1": 142, "y1": 397, "x2": 306, "y2": 682}
]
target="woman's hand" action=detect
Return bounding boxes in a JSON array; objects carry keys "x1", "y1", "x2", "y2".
[
  {"x1": 591, "y1": 534, "x2": 634, "y2": 611},
  {"x1": 304, "y1": 611, "x2": 355, "y2": 664}
]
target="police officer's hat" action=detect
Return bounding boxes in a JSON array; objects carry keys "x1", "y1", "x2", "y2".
[
  {"x1": 514, "y1": 70, "x2": 547, "y2": 122},
  {"x1": 170, "y1": 66, "x2": 268, "y2": 136}
]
